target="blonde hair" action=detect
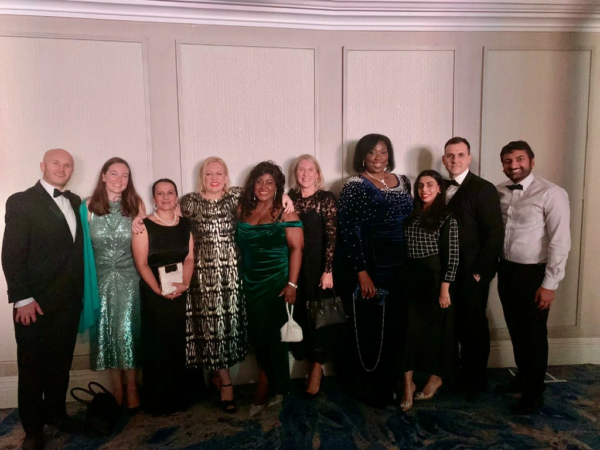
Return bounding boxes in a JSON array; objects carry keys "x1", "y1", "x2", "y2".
[
  {"x1": 197, "y1": 156, "x2": 231, "y2": 194},
  {"x1": 291, "y1": 154, "x2": 325, "y2": 191}
]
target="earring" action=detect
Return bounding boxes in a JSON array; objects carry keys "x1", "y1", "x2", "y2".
[
  {"x1": 253, "y1": 194, "x2": 256, "y2": 201},
  {"x1": 362, "y1": 160, "x2": 365, "y2": 168},
  {"x1": 153, "y1": 203, "x2": 157, "y2": 210},
  {"x1": 274, "y1": 192, "x2": 277, "y2": 202}
]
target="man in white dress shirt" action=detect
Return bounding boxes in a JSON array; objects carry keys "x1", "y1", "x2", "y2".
[
  {"x1": 496, "y1": 140, "x2": 571, "y2": 415},
  {"x1": 2, "y1": 149, "x2": 84, "y2": 450}
]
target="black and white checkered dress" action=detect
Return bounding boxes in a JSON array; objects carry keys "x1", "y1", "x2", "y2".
[
  {"x1": 404, "y1": 212, "x2": 459, "y2": 282},
  {"x1": 403, "y1": 211, "x2": 460, "y2": 378}
]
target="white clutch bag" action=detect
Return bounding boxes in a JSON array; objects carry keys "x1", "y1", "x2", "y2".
[
  {"x1": 280, "y1": 304, "x2": 303, "y2": 342},
  {"x1": 158, "y1": 262, "x2": 183, "y2": 295}
]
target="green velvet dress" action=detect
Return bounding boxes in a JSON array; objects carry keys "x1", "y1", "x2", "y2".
[{"x1": 236, "y1": 218, "x2": 303, "y2": 395}]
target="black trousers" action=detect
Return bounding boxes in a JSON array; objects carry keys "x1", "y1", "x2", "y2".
[
  {"x1": 450, "y1": 269, "x2": 491, "y2": 389},
  {"x1": 13, "y1": 304, "x2": 81, "y2": 437},
  {"x1": 498, "y1": 260, "x2": 549, "y2": 397}
]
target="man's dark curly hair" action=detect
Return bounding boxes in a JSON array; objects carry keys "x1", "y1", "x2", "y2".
[{"x1": 239, "y1": 161, "x2": 286, "y2": 220}]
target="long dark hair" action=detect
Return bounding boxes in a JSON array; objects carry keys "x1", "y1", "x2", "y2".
[
  {"x1": 88, "y1": 157, "x2": 141, "y2": 217},
  {"x1": 407, "y1": 169, "x2": 447, "y2": 232},
  {"x1": 239, "y1": 161, "x2": 285, "y2": 220}
]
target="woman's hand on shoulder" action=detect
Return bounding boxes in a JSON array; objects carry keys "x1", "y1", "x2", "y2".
[
  {"x1": 132, "y1": 216, "x2": 146, "y2": 234},
  {"x1": 282, "y1": 193, "x2": 295, "y2": 214}
]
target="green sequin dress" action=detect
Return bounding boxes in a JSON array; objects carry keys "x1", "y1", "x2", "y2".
[
  {"x1": 236, "y1": 218, "x2": 303, "y2": 395},
  {"x1": 89, "y1": 200, "x2": 141, "y2": 370}
]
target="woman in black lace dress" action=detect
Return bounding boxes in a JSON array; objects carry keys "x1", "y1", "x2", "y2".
[{"x1": 288, "y1": 155, "x2": 337, "y2": 397}]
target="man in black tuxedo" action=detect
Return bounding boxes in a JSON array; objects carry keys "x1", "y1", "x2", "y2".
[
  {"x1": 2, "y1": 149, "x2": 84, "y2": 450},
  {"x1": 442, "y1": 137, "x2": 504, "y2": 394}
]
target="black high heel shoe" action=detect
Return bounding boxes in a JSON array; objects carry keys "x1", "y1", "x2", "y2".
[{"x1": 220, "y1": 383, "x2": 236, "y2": 414}]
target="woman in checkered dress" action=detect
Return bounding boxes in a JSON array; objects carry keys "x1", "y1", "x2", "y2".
[{"x1": 400, "y1": 170, "x2": 459, "y2": 411}]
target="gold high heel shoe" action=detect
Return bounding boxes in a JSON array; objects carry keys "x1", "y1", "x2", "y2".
[
  {"x1": 400, "y1": 382, "x2": 416, "y2": 412},
  {"x1": 415, "y1": 382, "x2": 442, "y2": 401}
]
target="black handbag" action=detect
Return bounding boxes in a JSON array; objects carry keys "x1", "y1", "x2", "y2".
[
  {"x1": 308, "y1": 288, "x2": 347, "y2": 330},
  {"x1": 70, "y1": 381, "x2": 122, "y2": 437}
]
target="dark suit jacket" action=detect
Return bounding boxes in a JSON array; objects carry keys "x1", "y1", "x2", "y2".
[
  {"x1": 446, "y1": 171, "x2": 504, "y2": 281},
  {"x1": 2, "y1": 181, "x2": 84, "y2": 312}
]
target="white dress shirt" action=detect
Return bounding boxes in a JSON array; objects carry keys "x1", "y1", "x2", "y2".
[
  {"x1": 14, "y1": 179, "x2": 77, "y2": 308},
  {"x1": 445, "y1": 168, "x2": 469, "y2": 204},
  {"x1": 497, "y1": 173, "x2": 571, "y2": 290}
]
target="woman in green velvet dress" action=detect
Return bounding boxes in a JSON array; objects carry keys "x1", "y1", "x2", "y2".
[
  {"x1": 80, "y1": 157, "x2": 145, "y2": 411},
  {"x1": 236, "y1": 161, "x2": 304, "y2": 417}
]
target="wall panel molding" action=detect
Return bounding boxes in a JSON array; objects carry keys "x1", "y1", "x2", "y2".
[
  {"x1": 481, "y1": 47, "x2": 592, "y2": 332},
  {"x1": 1, "y1": 1, "x2": 599, "y2": 32},
  {"x1": 343, "y1": 47, "x2": 455, "y2": 180},
  {"x1": 176, "y1": 42, "x2": 317, "y2": 191}
]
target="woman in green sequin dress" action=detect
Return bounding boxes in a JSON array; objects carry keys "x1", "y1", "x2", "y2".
[
  {"x1": 236, "y1": 161, "x2": 303, "y2": 416},
  {"x1": 80, "y1": 157, "x2": 145, "y2": 410}
]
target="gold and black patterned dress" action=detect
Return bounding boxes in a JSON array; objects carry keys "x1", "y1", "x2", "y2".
[{"x1": 180, "y1": 187, "x2": 247, "y2": 371}]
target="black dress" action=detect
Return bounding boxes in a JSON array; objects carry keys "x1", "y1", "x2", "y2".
[
  {"x1": 403, "y1": 212, "x2": 460, "y2": 378},
  {"x1": 288, "y1": 190, "x2": 337, "y2": 364},
  {"x1": 334, "y1": 174, "x2": 413, "y2": 408},
  {"x1": 140, "y1": 218, "x2": 193, "y2": 415}
]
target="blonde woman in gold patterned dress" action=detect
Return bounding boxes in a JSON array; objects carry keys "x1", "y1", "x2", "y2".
[{"x1": 180, "y1": 157, "x2": 247, "y2": 413}]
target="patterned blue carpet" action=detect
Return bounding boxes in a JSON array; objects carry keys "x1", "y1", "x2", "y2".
[{"x1": 0, "y1": 365, "x2": 599, "y2": 449}]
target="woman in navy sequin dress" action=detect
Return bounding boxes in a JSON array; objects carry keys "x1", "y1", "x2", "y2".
[{"x1": 335, "y1": 134, "x2": 413, "y2": 408}]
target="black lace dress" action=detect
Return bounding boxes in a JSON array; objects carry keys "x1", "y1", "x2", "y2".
[{"x1": 288, "y1": 190, "x2": 337, "y2": 364}]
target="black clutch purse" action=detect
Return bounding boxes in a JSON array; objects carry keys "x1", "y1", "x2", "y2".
[
  {"x1": 353, "y1": 285, "x2": 388, "y2": 306},
  {"x1": 308, "y1": 288, "x2": 347, "y2": 330}
]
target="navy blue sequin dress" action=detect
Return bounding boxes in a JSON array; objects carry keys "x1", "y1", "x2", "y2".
[{"x1": 334, "y1": 174, "x2": 413, "y2": 408}]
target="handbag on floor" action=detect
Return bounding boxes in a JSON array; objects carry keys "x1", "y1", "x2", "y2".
[
  {"x1": 308, "y1": 288, "x2": 347, "y2": 329},
  {"x1": 70, "y1": 381, "x2": 121, "y2": 437},
  {"x1": 281, "y1": 304, "x2": 303, "y2": 342}
]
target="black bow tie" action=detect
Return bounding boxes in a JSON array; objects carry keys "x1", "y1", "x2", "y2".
[
  {"x1": 507, "y1": 184, "x2": 523, "y2": 191},
  {"x1": 446, "y1": 179, "x2": 460, "y2": 188},
  {"x1": 53, "y1": 188, "x2": 70, "y2": 198}
]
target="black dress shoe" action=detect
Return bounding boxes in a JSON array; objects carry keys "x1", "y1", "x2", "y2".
[
  {"x1": 495, "y1": 377, "x2": 524, "y2": 395},
  {"x1": 23, "y1": 435, "x2": 44, "y2": 450},
  {"x1": 511, "y1": 395, "x2": 544, "y2": 415},
  {"x1": 45, "y1": 415, "x2": 80, "y2": 433}
]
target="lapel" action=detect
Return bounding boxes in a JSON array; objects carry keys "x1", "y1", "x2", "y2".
[
  {"x1": 447, "y1": 171, "x2": 474, "y2": 209},
  {"x1": 33, "y1": 181, "x2": 74, "y2": 240}
]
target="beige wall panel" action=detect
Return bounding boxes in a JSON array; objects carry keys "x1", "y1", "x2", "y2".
[
  {"x1": 345, "y1": 49, "x2": 455, "y2": 180},
  {"x1": 178, "y1": 44, "x2": 315, "y2": 191},
  {"x1": 0, "y1": 36, "x2": 152, "y2": 361},
  {"x1": 481, "y1": 49, "x2": 590, "y2": 330}
]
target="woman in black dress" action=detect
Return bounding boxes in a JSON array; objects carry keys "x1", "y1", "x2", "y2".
[
  {"x1": 335, "y1": 134, "x2": 413, "y2": 408},
  {"x1": 401, "y1": 170, "x2": 459, "y2": 411},
  {"x1": 132, "y1": 179, "x2": 195, "y2": 415},
  {"x1": 288, "y1": 155, "x2": 337, "y2": 397}
]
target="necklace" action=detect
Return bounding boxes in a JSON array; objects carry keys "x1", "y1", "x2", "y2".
[
  {"x1": 256, "y1": 200, "x2": 273, "y2": 219},
  {"x1": 154, "y1": 211, "x2": 177, "y2": 226},
  {"x1": 365, "y1": 170, "x2": 388, "y2": 189}
]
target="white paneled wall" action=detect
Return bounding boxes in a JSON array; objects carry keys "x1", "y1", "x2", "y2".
[
  {"x1": 1, "y1": 15, "x2": 599, "y2": 395},
  {"x1": 344, "y1": 49, "x2": 455, "y2": 180},
  {"x1": 0, "y1": 36, "x2": 153, "y2": 361},
  {"x1": 178, "y1": 44, "x2": 316, "y2": 191},
  {"x1": 481, "y1": 49, "x2": 591, "y2": 330}
]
